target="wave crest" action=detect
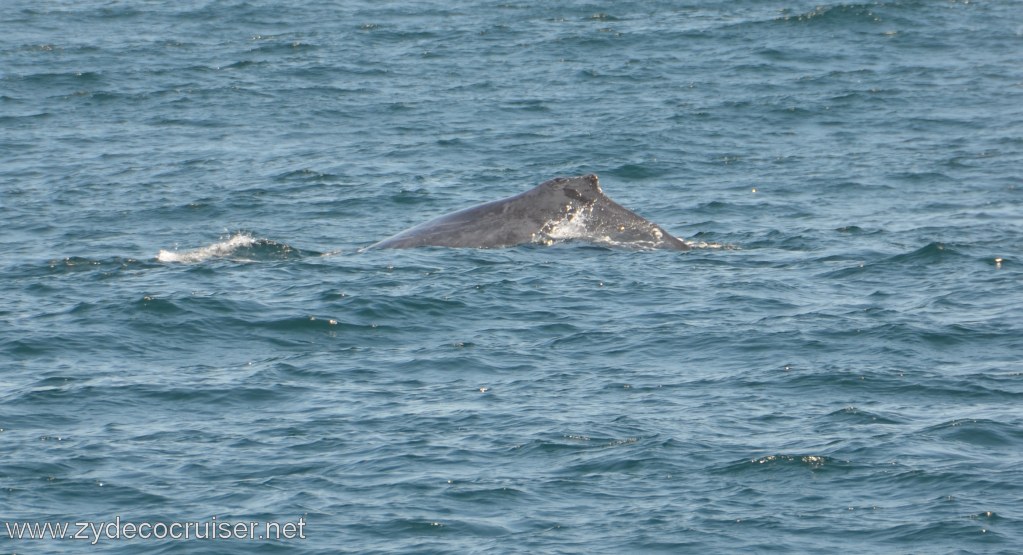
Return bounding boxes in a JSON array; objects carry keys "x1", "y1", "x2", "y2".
[{"x1": 157, "y1": 233, "x2": 309, "y2": 263}]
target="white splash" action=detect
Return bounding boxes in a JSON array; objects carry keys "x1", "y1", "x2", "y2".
[
  {"x1": 157, "y1": 233, "x2": 258, "y2": 263},
  {"x1": 684, "y1": 240, "x2": 733, "y2": 250},
  {"x1": 544, "y1": 205, "x2": 593, "y2": 242}
]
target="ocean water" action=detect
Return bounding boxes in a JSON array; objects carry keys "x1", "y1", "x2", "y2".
[{"x1": 3, "y1": 1, "x2": 1022, "y2": 553}]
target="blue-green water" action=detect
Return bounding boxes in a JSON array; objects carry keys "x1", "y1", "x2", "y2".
[{"x1": 3, "y1": 1, "x2": 1022, "y2": 553}]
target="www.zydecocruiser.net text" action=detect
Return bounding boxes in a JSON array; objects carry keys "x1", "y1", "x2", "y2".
[{"x1": 5, "y1": 516, "x2": 307, "y2": 545}]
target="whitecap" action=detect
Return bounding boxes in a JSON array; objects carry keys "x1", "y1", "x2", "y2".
[{"x1": 156, "y1": 233, "x2": 258, "y2": 263}]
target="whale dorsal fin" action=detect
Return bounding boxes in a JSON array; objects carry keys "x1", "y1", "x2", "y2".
[{"x1": 537, "y1": 174, "x2": 603, "y2": 205}]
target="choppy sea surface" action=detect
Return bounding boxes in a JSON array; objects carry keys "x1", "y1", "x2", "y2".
[{"x1": 3, "y1": 1, "x2": 1022, "y2": 553}]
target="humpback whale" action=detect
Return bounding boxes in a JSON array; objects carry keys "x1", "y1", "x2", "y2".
[{"x1": 367, "y1": 174, "x2": 689, "y2": 250}]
